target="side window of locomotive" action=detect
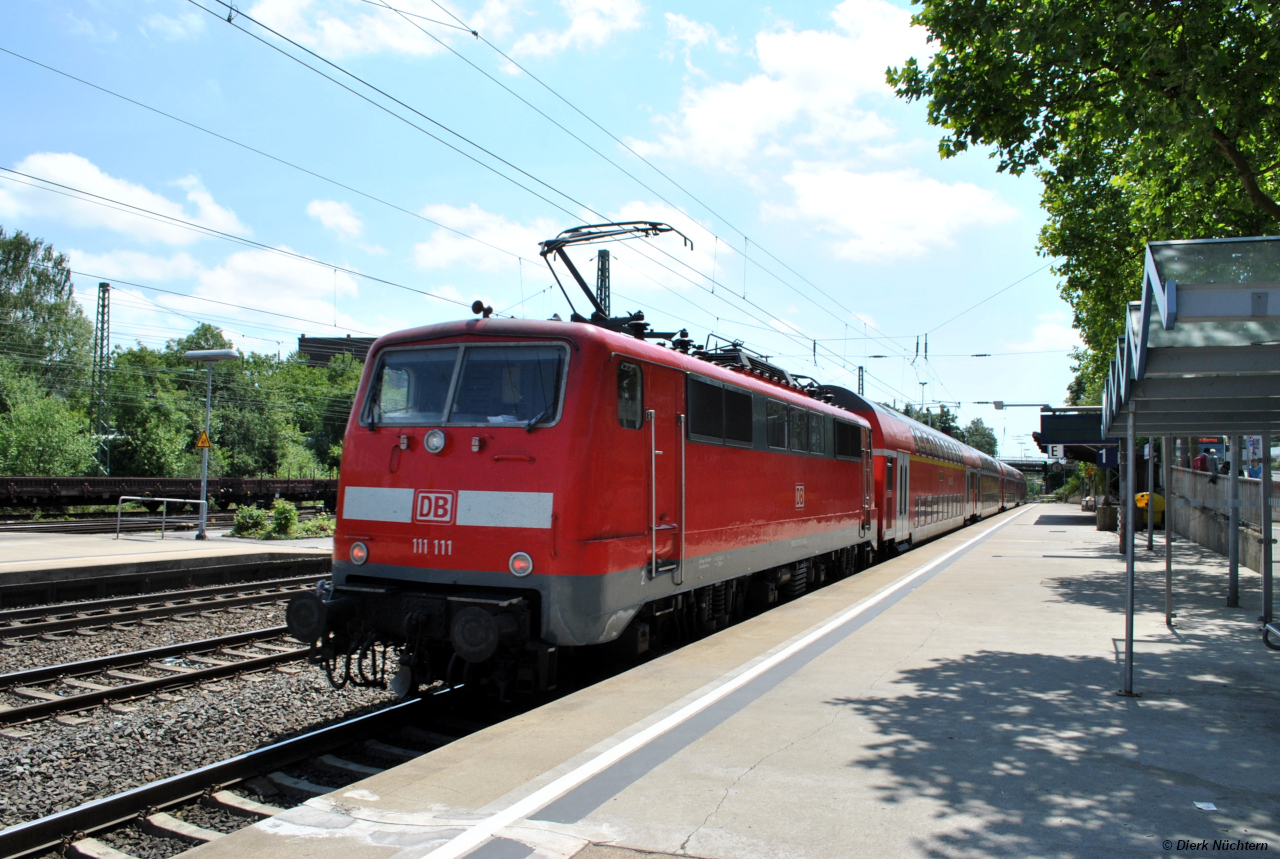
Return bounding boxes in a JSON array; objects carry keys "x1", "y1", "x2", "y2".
[
  {"x1": 766, "y1": 400, "x2": 788, "y2": 448},
  {"x1": 450, "y1": 345, "x2": 564, "y2": 425},
  {"x1": 808, "y1": 414, "x2": 825, "y2": 455},
  {"x1": 790, "y1": 410, "x2": 809, "y2": 452},
  {"x1": 723, "y1": 387, "x2": 753, "y2": 446},
  {"x1": 834, "y1": 420, "x2": 861, "y2": 460},
  {"x1": 369, "y1": 347, "x2": 458, "y2": 425},
  {"x1": 688, "y1": 377, "x2": 724, "y2": 441},
  {"x1": 617, "y1": 362, "x2": 643, "y2": 429}
]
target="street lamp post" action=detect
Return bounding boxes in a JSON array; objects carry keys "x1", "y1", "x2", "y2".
[{"x1": 183, "y1": 349, "x2": 240, "y2": 539}]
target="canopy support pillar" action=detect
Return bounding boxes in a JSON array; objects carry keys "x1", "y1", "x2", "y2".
[
  {"x1": 1263, "y1": 430, "x2": 1273, "y2": 627},
  {"x1": 1120, "y1": 407, "x2": 1138, "y2": 697},
  {"x1": 1229, "y1": 434, "x2": 1241, "y2": 608},
  {"x1": 1163, "y1": 436, "x2": 1173, "y2": 627}
]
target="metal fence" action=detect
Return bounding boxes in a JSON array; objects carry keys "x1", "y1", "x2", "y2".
[{"x1": 115, "y1": 496, "x2": 208, "y2": 540}]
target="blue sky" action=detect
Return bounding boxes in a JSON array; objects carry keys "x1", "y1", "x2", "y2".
[{"x1": 2, "y1": 0, "x2": 1079, "y2": 457}]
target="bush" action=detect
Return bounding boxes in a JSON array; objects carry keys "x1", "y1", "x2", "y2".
[
  {"x1": 271, "y1": 498, "x2": 298, "y2": 536},
  {"x1": 232, "y1": 504, "x2": 267, "y2": 535},
  {"x1": 298, "y1": 512, "x2": 336, "y2": 537}
]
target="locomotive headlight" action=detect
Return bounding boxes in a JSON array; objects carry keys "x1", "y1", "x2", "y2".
[
  {"x1": 425, "y1": 429, "x2": 447, "y2": 454},
  {"x1": 350, "y1": 541, "x2": 369, "y2": 565},
  {"x1": 509, "y1": 552, "x2": 533, "y2": 577}
]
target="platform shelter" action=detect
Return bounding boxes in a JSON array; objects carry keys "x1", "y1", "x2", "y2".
[{"x1": 1102, "y1": 235, "x2": 1280, "y2": 694}]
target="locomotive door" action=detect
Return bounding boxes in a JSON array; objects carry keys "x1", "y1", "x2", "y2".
[{"x1": 645, "y1": 366, "x2": 684, "y2": 584}]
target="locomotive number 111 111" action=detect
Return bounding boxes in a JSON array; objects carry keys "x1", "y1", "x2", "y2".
[{"x1": 412, "y1": 538, "x2": 453, "y2": 556}]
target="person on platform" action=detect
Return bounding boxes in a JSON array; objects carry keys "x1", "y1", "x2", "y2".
[{"x1": 1192, "y1": 451, "x2": 1210, "y2": 472}]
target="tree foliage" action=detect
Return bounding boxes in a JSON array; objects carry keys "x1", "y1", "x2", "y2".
[
  {"x1": 0, "y1": 230, "x2": 365, "y2": 481},
  {"x1": 0, "y1": 227, "x2": 93, "y2": 395},
  {"x1": 961, "y1": 418, "x2": 998, "y2": 456},
  {"x1": 888, "y1": 0, "x2": 1280, "y2": 396}
]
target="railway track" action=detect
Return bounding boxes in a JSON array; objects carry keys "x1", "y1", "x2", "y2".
[
  {"x1": 0, "y1": 574, "x2": 324, "y2": 639},
  {"x1": 0, "y1": 697, "x2": 461, "y2": 859},
  {"x1": 0, "y1": 628, "x2": 309, "y2": 726}
]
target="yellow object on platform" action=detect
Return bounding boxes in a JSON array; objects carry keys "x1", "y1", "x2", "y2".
[{"x1": 1135, "y1": 492, "x2": 1165, "y2": 513}]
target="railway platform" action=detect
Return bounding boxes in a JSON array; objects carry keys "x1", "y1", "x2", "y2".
[
  {"x1": 0, "y1": 530, "x2": 331, "y2": 604},
  {"x1": 189, "y1": 504, "x2": 1280, "y2": 859}
]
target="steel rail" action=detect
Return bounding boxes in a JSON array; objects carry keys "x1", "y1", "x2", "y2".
[
  {"x1": 0, "y1": 574, "x2": 323, "y2": 626},
  {"x1": 0, "y1": 591, "x2": 314, "y2": 638},
  {"x1": 0, "y1": 698, "x2": 425, "y2": 859},
  {"x1": 0, "y1": 626, "x2": 289, "y2": 688},
  {"x1": 0, "y1": 629, "x2": 306, "y2": 725}
]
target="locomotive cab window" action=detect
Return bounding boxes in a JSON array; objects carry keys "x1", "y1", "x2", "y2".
[
  {"x1": 617, "y1": 362, "x2": 643, "y2": 429},
  {"x1": 367, "y1": 347, "x2": 458, "y2": 426},
  {"x1": 450, "y1": 345, "x2": 564, "y2": 426},
  {"x1": 364, "y1": 343, "x2": 566, "y2": 428}
]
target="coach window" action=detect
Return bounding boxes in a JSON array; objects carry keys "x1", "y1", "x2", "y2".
[
  {"x1": 766, "y1": 400, "x2": 788, "y2": 448},
  {"x1": 834, "y1": 420, "x2": 861, "y2": 460},
  {"x1": 808, "y1": 414, "x2": 825, "y2": 455},
  {"x1": 724, "y1": 387, "x2": 753, "y2": 446},
  {"x1": 617, "y1": 362, "x2": 643, "y2": 429},
  {"x1": 688, "y1": 377, "x2": 724, "y2": 441},
  {"x1": 790, "y1": 410, "x2": 809, "y2": 453}
]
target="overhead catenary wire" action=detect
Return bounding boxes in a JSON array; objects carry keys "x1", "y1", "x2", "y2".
[
  {"x1": 1, "y1": 168, "x2": 474, "y2": 313},
  {"x1": 186, "y1": 0, "x2": 922, "y2": 380},
  {"x1": 365, "y1": 1, "x2": 920, "y2": 363}
]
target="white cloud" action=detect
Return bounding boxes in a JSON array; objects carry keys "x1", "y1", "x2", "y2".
[
  {"x1": 663, "y1": 13, "x2": 736, "y2": 71},
  {"x1": 1005, "y1": 312, "x2": 1083, "y2": 353},
  {"x1": 68, "y1": 249, "x2": 202, "y2": 283},
  {"x1": 66, "y1": 248, "x2": 366, "y2": 344},
  {"x1": 0, "y1": 153, "x2": 247, "y2": 245},
  {"x1": 188, "y1": 248, "x2": 363, "y2": 331},
  {"x1": 307, "y1": 200, "x2": 363, "y2": 239},
  {"x1": 413, "y1": 203, "x2": 559, "y2": 272},
  {"x1": 764, "y1": 163, "x2": 1017, "y2": 262},
  {"x1": 632, "y1": 0, "x2": 927, "y2": 167},
  {"x1": 511, "y1": 0, "x2": 643, "y2": 57},
  {"x1": 143, "y1": 12, "x2": 205, "y2": 40},
  {"x1": 248, "y1": 0, "x2": 449, "y2": 58}
]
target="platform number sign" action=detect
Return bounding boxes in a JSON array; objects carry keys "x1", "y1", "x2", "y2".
[
  {"x1": 795, "y1": 484, "x2": 805, "y2": 510},
  {"x1": 414, "y1": 490, "x2": 456, "y2": 524}
]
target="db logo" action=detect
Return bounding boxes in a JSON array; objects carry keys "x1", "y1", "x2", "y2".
[
  {"x1": 414, "y1": 490, "x2": 455, "y2": 524},
  {"x1": 795, "y1": 484, "x2": 805, "y2": 509}
]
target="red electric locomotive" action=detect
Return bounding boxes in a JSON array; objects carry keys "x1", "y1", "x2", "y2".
[
  {"x1": 287, "y1": 223, "x2": 880, "y2": 696},
  {"x1": 287, "y1": 222, "x2": 1024, "y2": 697}
]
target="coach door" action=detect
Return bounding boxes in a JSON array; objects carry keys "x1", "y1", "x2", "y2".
[
  {"x1": 646, "y1": 366, "x2": 684, "y2": 584},
  {"x1": 896, "y1": 454, "x2": 911, "y2": 541}
]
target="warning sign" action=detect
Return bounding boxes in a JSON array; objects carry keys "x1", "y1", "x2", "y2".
[{"x1": 194, "y1": 430, "x2": 211, "y2": 449}]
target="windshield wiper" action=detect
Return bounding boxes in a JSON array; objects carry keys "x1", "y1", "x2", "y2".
[{"x1": 525, "y1": 404, "x2": 553, "y2": 432}]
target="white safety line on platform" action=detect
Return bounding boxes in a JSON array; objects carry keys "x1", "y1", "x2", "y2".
[{"x1": 425, "y1": 504, "x2": 1038, "y2": 859}]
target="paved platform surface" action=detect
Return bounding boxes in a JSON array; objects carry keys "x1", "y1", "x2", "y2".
[
  {"x1": 0, "y1": 530, "x2": 331, "y2": 583},
  {"x1": 191, "y1": 505, "x2": 1280, "y2": 859}
]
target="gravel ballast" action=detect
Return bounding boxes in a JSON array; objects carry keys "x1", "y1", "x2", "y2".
[
  {"x1": 0, "y1": 666, "x2": 397, "y2": 829},
  {"x1": 0, "y1": 603, "x2": 291, "y2": 675}
]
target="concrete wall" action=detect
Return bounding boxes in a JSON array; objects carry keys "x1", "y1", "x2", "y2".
[{"x1": 1169, "y1": 466, "x2": 1275, "y2": 572}]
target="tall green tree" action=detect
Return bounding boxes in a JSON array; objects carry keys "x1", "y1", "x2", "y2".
[
  {"x1": 0, "y1": 227, "x2": 93, "y2": 396},
  {"x1": 888, "y1": 0, "x2": 1280, "y2": 396},
  {"x1": 962, "y1": 418, "x2": 998, "y2": 456}
]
